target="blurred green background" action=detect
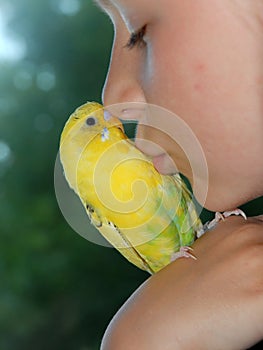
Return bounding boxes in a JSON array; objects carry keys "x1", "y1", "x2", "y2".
[
  {"x1": 0, "y1": 1, "x2": 148, "y2": 349},
  {"x1": 0, "y1": 1, "x2": 262, "y2": 349}
]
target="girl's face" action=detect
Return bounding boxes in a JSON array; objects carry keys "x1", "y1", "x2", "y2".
[{"x1": 95, "y1": 0, "x2": 263, "y2": 211}]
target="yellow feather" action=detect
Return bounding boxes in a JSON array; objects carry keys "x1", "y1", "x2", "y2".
[{"x1": 60, "y1": 102, "x2": 202, "y2": 273}]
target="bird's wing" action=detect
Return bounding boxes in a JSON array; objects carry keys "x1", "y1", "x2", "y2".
[
  {"x1": 86, "y1": 203, "x2": 153, "y2": 274},
  {"x1": 170, "y1": 174, "x2": 203, "y2": 236}
]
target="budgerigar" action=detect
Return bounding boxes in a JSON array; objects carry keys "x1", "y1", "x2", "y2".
[{"x1": 59, "y1": 102, "x2": 245, "y2": 274}]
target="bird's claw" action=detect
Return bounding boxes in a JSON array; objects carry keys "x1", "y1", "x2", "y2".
[
  {"x1": 171, "y1": 246, "x2": 197, "y2": 262},
  {"x1": 198, "y1": 208, "x2": 247, "y2": 237},
  {"x1": 221, "y1": 209, "x2": 247, "y2": 220}
]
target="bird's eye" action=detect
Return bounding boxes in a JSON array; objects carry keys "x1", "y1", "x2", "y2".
[{"x1": 86, "y1": 116, "x2": 97, "y2": 126}]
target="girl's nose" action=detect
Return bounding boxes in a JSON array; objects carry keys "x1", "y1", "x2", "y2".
[{"x1": 102, "y1": 28, "x2": 146, "y2": 118}]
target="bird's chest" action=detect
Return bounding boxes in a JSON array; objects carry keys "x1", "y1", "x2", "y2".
[{"x1": 76, "y1": 140, "x2": 163, "y2": 229}]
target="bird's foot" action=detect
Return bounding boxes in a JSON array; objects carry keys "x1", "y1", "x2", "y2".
[
  {"x1": 221, "y1": 209, "x2": 247, "y2": 220},
  {"x1": 197, "y1": 208, "x2": 247, "y2": 238},
  {"x1": 171, "y1": 246, "x2": 197, "y2": 262}
]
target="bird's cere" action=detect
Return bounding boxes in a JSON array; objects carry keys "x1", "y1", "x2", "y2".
[{"x1": 103, "y1": 110, "x2": 112, "y2": 121}]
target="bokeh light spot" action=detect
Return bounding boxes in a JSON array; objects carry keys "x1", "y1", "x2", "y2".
[
  {"x1": 50, "y1": 0, "x2": 81, "y2": 16},
  {"x1": 36, "y1": 69, "x2": 56, "y2": 91},
  {"x1": 13, "y1": 70, "x2": 33, "y2": 90},
  {"x1": 0, "y1": 8, "x2": 27, "y2": 62},
  {"x1": 0, "y1": 140, "x2": 11, "y2": 163}
]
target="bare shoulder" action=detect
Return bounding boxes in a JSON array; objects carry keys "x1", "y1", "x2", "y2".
[{"x1": 101, "y1": 216, "x2": 263, "y2": 350}]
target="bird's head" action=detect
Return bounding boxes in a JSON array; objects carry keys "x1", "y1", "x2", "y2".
[
  {"x1": 60, "y1": 101, "x2": 124, "y2": 147},
  {"x1": 59, "y1": 102, "x2": 125, "y2": 192}
]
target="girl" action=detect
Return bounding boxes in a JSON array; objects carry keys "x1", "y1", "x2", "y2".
[{"x1": 94, "y1": 0, "x2": 263, "y2": 348}]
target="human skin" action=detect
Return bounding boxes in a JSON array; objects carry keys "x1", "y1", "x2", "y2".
[
  {"x1": 98, "y1": 0, "x2": 263, "y2": 212},
  {"x1": 101, "y1": 216, "x2": 263, "y2": 350},
  {"x1": 93, "y1": 0, "x2": 263, "y2": 348}
]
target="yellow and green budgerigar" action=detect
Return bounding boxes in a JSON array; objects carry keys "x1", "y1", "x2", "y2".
[{"x1": 59, "y1": 102, "x2": 204, "y2": 274}]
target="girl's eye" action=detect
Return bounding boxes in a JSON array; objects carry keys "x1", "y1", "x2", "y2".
[{"x1": 125, "y1": 25, "x2": 147, "y2": 49}]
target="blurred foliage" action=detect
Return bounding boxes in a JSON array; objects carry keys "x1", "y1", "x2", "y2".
[
  {"x1": 0, "y1": 1, "x2": 262, "y2": 349},
  {"x1": 0, "y1": 1, "x2": 147, "y2": 349}
]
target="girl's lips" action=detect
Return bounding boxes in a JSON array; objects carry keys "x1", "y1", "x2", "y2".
[
  {"x1": 133, "y1": 140, "x2": 177, "y2": 175},
  {"x1": 152, "y1": 153, "x2": 177, "y2": 175}
]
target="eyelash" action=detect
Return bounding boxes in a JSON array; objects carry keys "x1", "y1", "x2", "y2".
[{"x1": 125, "y1": 25, "x2": 147, "y2": 49}]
